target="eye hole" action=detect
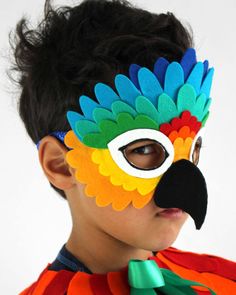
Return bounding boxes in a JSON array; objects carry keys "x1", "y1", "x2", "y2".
[
  {"x1": 192, "y1": 136, "x2": 202, "y2": 166},
  {"x1": 120, "y1": 139, "x2": 169, "y2": 170},
  {"x1": 108, "y1": 128, "x2": 174, "y2": 179},
  {"x1": 189, "y1": 127, "x2": 205, "y2": 166}
]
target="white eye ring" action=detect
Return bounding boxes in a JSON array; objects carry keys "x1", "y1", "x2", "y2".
[
  {"x1": 189, "y1": 127, "x2": 205, "y2": 164},
  {"x1": 107, "y1": 129, "x2": 174, "y2": 179}
]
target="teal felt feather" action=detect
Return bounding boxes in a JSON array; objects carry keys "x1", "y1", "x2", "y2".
[
  {"x1": 111, "y1": 100, "x2": 137, "y2": 117},
  {"x1": 93, "y1": 108, "x2": 116, "y2": 124},
  {"x1": 177, "y1": 84, "x2": 196, "y2": 114},
  {"x1": 157, "y1": 93, "x2": 178, "y2": 124},
  {"x1": 135, "y1": 96, "x2": 160, "y2": 124}
]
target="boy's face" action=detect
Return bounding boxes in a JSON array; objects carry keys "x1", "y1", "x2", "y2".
[{"x1": 64, "y1": 48, "x2": 213, "y2": 232}]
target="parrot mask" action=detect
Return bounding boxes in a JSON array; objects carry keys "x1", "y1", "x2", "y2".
[{"x1": 38, "y1": 48, "x2": 214, "y2": 229}]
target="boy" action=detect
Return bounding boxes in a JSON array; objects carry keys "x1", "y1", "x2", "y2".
[{"x1": 11, "y1": 0, "x2": 236, "y2": 294}]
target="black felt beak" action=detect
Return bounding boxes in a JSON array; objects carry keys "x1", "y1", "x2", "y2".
[{"x1": 153, "y1": 159, "x2": 208, "y2": 229}]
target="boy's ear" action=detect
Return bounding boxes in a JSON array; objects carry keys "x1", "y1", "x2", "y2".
[{"x1": 38, "y1": 135, "x2": 76, "y2": 190}]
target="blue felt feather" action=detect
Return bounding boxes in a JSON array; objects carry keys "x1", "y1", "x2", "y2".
[
  {"x1": 129, "y1": 63, "x2": 142, "y2": 90},
  {"x1": 94, "y1": 82, "x2": 120, "y2": 109},
  {"x1": 200, "y1": 68, "x2": 214, "y2": 98},
  {"x1": 79, "y1": 95, "x2": 100, "y2": 121},
  {"x1": 203, "y1": 60, "x2": 209, "y2": 79},
  {"x1": 164, "y1": 62, "x2": 184, "y2": 101},
  {"x1": 186, "y1": 62, "x2": 204, "y2": 96},
  {"x1": 138, "y1": 67, "x2": 163, "y2": 106},
  {"x1": 180, "y1": 48, "x2": 197, "y2": 80},
  {"x1": 114, "y1": 74, "x2": 141, "y2": 107},
  {"x1": 67, "y1": 111, "x2": 85, "y2": 140},
  {"x1": 153, "y1": 57, "x2": 169, "y2": 88}
]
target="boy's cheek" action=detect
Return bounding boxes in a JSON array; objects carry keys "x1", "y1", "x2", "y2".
[{"x1": 70, "y1": 183, "x2": 188, "y2": 250}]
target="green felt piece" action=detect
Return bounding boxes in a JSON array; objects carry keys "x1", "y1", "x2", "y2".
[
  {"x1": 201, "y1": 98, "x2": 212, "y2": 121},
  {"x1": 93, "y1": 108, "x2": 115, "y2": 124},
  {"x1": 116, "y1": 113, "x2": 158, "y2": 132},
  {"x1": 111, "y1": 100, "x2": 137, "y2": 117},
  {"x1": 202, "y1": 112, "x2": 210, "y2": 126},
  {"x1": 83, "y1": 133, "x2": 107, "y2": 148},
  {"x1": 191, "y1": 93, "x2": 207, "y2": 120},
  {"x1": 135, "y1": 96, "x2": 160, "y2": 125},
  {"x1": 157, "y1": 93, "x2": 178, "y2": 124},
  {"x1": 177, "y1": 84, "x2": 196, "y2": 114},
  {"x1": 81, "y1": 113, "x2": 158, "y2": 148},
  {"x1": 75, "y1": 120, "x2": 100, "y2": 138}
]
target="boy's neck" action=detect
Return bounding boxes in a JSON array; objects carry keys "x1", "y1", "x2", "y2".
[{"x1": 65, "y1": 224, "x2": 154, "y2": 274}]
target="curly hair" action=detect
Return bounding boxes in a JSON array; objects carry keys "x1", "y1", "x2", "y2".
[{"x1": 10, "y1": 0, "x2": 194, "y2": 199}]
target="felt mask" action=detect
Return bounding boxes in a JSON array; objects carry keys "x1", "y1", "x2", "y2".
[{"x1": 43, "y1": 48, "x2": 214, "y2": 229}]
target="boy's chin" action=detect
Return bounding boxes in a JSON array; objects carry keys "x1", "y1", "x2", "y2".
[{"x1": 139, "y1": 220, "x2": 187, "y2": 252}]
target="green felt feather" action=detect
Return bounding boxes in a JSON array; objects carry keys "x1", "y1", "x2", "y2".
[
  {"x1": 202, "y1": 112, "x2": 210, "y2": 126},
  {"x1": 82, "y1": 113, "x2": 158, "y2": 148}
]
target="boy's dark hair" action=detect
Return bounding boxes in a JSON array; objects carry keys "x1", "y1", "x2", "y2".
[{"x1": 10, "y1": 0, "x2": 193, "y2": 199}]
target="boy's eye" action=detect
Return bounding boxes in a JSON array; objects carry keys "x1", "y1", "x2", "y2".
[
  {"x1": 192, "y1": 137, "x2": 202, "y2": 166},
  {"x1": 121, "y1": 139, "x2": 169, "y2": 170}
]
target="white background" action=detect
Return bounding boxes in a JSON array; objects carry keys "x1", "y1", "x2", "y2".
[{"x1": 1, "y1": 0, "x2": 236, "y2": 294}]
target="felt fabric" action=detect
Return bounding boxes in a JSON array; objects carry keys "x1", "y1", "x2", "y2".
[
  {"x1": 153, "y1": 57, "x2": 169, "y2": 88},
  {"x1": 159, "y1": 110, "x2": 201, "y2": 137},
  {"x1": 42, "y1": 270, "x2": 74, "y2": 295},
  {"x1": 129, "y1": 63, "x2": 142, "y2": 90},
  {"x1": 66, "y1": 49, "x2": 213, "y2": 150},
  {"x1": 115, "y1": 74, "x2": 141, "y2": 107},
  {"x1": 138, "y1": 67, "x2": 163, "y2": 105},
  {"x1": 79, "y1": 95, "x2": 100, "y2": 121},
  {"x1": 82, "y1": 113, "x2": 159, "y2": 148},
  {"x1": 164, "y1": 62, "x2": 184, "y2": 101},
  {"x1": 135, "y1": 96, "x2": 159, "y2": 122},
  {"x1": 157, "y1": 93, "x2": 178, "y2": 124},
  {"x1": 19, "y1": 248, "x2": 236, "y2": 295},
  {"x1": 200, "y1": 68, "x2": 214, "y2": 98},
  {"x1": 111, "y1": 100, "x2": 137, "y2": 117},
  {"x1": 93, "y1": 108, "x2": 115, "y2": 124},
  {"x1": 180, "y1": 48, "x2": 197, "y2": 80},
  {"x1": 186, "y1": 62, "x2": 204, "y2": 96},
  {"x1": 153, "y1": 159, "x2": 208, "y2": 229},
  {"x1": 94, "y1": 82, "x2": 120, "y2": 109},
  {"x1": 64, "y1": 130, "x2": 154, "y2": 210}
]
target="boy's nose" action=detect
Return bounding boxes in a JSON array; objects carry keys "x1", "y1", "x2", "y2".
[{"x1": 153, "y1": 159, "x2": 208, "y2": 230}]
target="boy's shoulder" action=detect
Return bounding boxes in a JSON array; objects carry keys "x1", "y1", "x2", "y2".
[{"x1": 19, "y1": 247, "x2": 236, "y2": 295}]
